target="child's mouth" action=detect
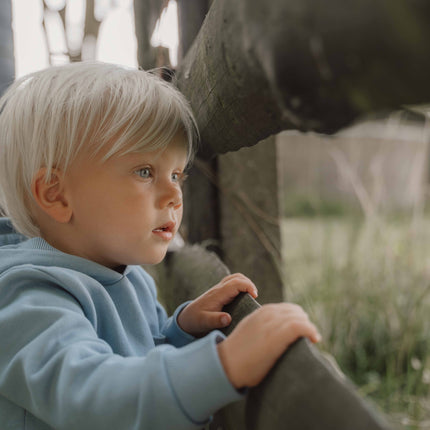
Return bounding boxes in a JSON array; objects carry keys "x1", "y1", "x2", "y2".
[{"x1": 152, "y1": 222, "x2": 175, "y2": 240}]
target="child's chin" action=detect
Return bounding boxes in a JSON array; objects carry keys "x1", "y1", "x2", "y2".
[{"x1": 144, "y1": 252, "x2": 168, "y2": 266}]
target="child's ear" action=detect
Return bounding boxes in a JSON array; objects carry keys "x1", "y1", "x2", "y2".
[{"x1": 31, "y1": 168, "x2": 72, "y2": 224}]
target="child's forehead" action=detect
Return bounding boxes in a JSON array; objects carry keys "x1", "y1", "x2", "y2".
[
  {"x1": 82, "y1": 126, "x2": 189, "y2": 163},
  {"x1": 116, "y1": 139, "x2": 189, "y2": 164},
  {"x1": 120, "y1": 132, "x2": 189, "y2": 159}
]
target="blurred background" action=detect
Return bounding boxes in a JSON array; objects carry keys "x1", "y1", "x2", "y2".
[
  {"x1": 1, "y1": 1, "x2": 429, "y2": 428},
  {"x1": 10, "y1": 0, "x2": 179, "y2": 76}
]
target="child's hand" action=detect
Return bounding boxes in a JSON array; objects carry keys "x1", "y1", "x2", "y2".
[
  {"x1": 216, "y1": 303, "x2": 321, "y2": 389},
  {"x1": 177, "y1": 273, "x2": 258, "y2": 337}
]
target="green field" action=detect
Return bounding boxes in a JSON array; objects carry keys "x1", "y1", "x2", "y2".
[{"x1": 281, "y1": 217, "x2": 430, "y2": 429}]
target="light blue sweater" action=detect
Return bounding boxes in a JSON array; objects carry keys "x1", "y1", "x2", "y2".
[{"x1": 0, "y1": 218, "x2": 242, "y2": 429}]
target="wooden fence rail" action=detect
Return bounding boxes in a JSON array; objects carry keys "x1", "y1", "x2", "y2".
[{"x1": 151, "y1": 245, "x2": 394, "y2": 430}]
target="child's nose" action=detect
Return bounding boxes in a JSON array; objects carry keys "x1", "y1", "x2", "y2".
[{"x1": 160, "y1": 182, "x2": 182, "y2": 209}]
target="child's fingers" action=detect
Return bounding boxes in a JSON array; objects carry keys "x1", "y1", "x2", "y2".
[
  {"x1": 217, "y1": 275, "x2": 258, "y2": 300},
  {"x1": 276, "y1": 309, "x2": 322, "y2": 344},
  {"x1": 251, "y1": 303, "x2": 321, "y2": 344},
  {"x1": 220, "y1": 273, "x2": 249, "y2": 283},
  {"x1": 282, "y1": 320, "x2": 321, "y2": 344}
]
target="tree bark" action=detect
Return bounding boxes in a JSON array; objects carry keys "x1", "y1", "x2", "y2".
[{"x1": 176, "y1": 0, "x2": 430, "y2": 158}]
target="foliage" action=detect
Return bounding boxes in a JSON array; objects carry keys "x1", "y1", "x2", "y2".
[
  {"x1": 282, "y1": 193, "x2": 355, "y2": 218},
  {"x1": 281, "y1": 217, "x2": 430, "y2": 429}
]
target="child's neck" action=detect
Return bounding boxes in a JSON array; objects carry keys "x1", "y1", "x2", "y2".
[{"x1": 113, "y1": 265, "x2": 126, "y2": 274}]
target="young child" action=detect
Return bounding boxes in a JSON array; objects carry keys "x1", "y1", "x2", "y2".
[{"x1": 0, "y1": 62, "x2": 320, "y2": 430}]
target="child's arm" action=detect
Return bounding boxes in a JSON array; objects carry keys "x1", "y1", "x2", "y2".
[
  {"x1": 177, "y1": 273, "x2": 258, "y2": 337},
  {"x1": 0, "y1": 278, "x2": 243, "y2": 430}
]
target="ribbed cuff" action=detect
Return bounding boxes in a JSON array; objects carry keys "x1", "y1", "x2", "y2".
[{"x1": 163, "y1": 301, "x2": 196, "y2": 348}]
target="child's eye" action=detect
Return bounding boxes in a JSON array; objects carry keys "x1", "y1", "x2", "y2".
[
  {"x1": 135, "y1": 167, "x2": 151, "y2": 179},
  {"x1": 172, "y1": 172, "x2": 188, "y2": 185}
]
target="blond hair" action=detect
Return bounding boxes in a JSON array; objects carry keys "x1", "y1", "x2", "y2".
[{"x1": 0, "y1": 62, "x2": 198, "y2": 237}]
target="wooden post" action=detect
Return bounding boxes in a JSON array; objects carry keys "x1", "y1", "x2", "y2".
[
  {"x1": 218, "y1": 137, "x2": 284, "y2": 303},
  {"x1": 176, "y1": 1, "x2": 284, "y2": 304}
]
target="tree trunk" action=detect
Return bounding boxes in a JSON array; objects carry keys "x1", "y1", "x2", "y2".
[
  {"x1": 176, "y1": 0, "x2": 209, "y2": 63},
  {"x1": 176, "y1": 0, "x2": 430, "y2": 158},
  {"x1": 0, "y1": 0, "x2": 14, "y2": 95},
  {"x1": 133, "y1": 0, "x2": 167, "y2": 70}
]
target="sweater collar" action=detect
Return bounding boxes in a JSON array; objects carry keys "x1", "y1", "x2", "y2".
[{"x1": 20, "y1": 237, "x2": 133, "y2": 284}]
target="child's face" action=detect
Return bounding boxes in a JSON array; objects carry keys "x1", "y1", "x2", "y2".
[{"x1": 63, "y1": 135, "x2": 188, "y2": 269}]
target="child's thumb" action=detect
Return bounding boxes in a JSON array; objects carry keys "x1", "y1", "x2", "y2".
[{"x1": 203, "y1": 311, "x2": 232, "y2": 330}]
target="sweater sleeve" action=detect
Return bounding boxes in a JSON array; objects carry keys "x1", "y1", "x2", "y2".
[
  {"x1": 138, "y1": 267, "x2": 196, "y2": 348},
  {"x1": 162, "y1": 301, "x2": 197, "y2": 347},
  {"x1": 0, "y1": 273, "x2": 243, "y2": 430}
]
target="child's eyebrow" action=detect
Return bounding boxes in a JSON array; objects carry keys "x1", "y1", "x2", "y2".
[{"x1": 121, "y1": 152, "x2": 154, "y2": 164}]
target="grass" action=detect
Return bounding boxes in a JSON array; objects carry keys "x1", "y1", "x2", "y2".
[{"x1": 281, "y1": 216, "x2": 430, "y2": 429}]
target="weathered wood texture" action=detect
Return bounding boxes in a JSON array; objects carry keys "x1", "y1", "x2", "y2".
[
  {"x1": 182, "y1": 160, "x2": 220, "y2": 249},
  {"x1": 218, "y1": 137, "x2": 284, "y2": 303},
  {"x1": 176, "y1": 0, "x2": 430, "y2": 158},
  {"x1": 176, "y1": 0, "x2": 284, "y2": 303},
  {"x1": 158, "y1": 247, "x2": 393, "y2": 430},
  {"x1": 182, "y1": 139, "x2": 285, "y2": 303},
  {"x1": 176, "y1": 0, "x2": 219, "y2": 247}
]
